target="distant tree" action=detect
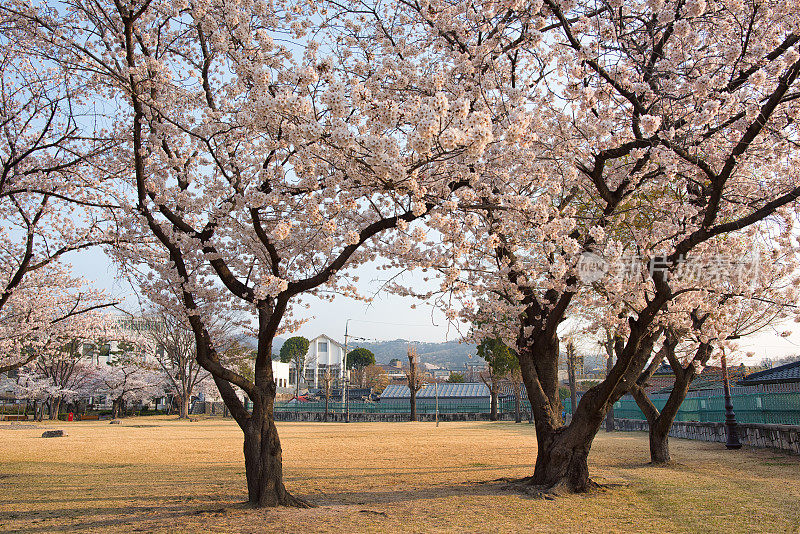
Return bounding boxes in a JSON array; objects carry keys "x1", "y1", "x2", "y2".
[
  {"x1": 362, "y1": 364, "x2": 389, "y2": 394},
  {"x1": 100, "y1": 340, "x2": 163, "y2": 419},
  {"x1": 347, "y1": 348, "x2": 376, "y2": 387},
  {"x1": 388, "y1": 358, "x2": 402, "y2": 368},
  {"x1": 406, "y1": 346, "x2": 425, "y2": 422},
  {"x1": 477, "y1": 338, "x2": 518, "y2": 421},
  {"x1": 347, "y1": 348, "x2": 376, "y2": 370},
  {"x1": 446, "y1": 372, "x2": 465, "y2": 383},
  {"x1": 140, "y1": 308, "x2": 212, "y2": 419},
  {"x1": 510, "y1": 367, "x2": 523, "y2": 423},
  {"x1": 773, "y1": 354, "x2": 800, "y2": 366},
  {"x1": 280, "y1": 337, "x2": 309, "y2": 402}
]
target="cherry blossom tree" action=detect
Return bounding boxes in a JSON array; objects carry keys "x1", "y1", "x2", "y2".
[
  {"x1": 4, "y1": 0, "x2": 509, "y2": 506},
  {"x1": 134, "y1": 307, "x2": 212, "y2": 419},
  {"x1": 392, "y1": 0, "x2": 800, "y2": 493},
  {"x1": 97, "y1": 352, "x2": 164, "y2": 418},
  {"x1": 619, "y1": 250, "x2": 799, "y2": 464},
  {"x1": 17, "y1": 311, "x2": 113, "y2": 419},
  {"x1": 0, "y1": 15, "x2": 117, "y2": 374}
]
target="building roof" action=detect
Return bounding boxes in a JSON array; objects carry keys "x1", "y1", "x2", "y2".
[
  {"x1": 380, "y1": 382, "x2": 489, "y2": 399},
  {"x1": 497, "y1": 382, "x2": 529, "y2": 399},
  {"x1": 311, "y1": 334, "x2": 345, "y2": 350},
  {"x1": 738, "y1": 360, "x2": 800, "y2": 385},
  {"x1": 653, "y1": 364, "x2": 757, "y2": 393}
]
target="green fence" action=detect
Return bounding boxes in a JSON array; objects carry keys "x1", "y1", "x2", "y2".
[
  {"x1": 275, "y1": 399, "x2": 490, "y2": 414},
  {"x1": 612, "y1": 391, "x2": 800, "y2": 425},
  {"x1": 275, "y1": 390, "x2": 800, "y2": 425}
]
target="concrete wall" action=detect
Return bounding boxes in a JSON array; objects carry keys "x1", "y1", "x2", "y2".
[{"x1": 613, "y1": 418, "x2": 800, "y2": 454}]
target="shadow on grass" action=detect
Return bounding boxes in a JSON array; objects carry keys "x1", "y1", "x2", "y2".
[{"x1": 1, "y1": 476, "x2": 528, "y2": 533}]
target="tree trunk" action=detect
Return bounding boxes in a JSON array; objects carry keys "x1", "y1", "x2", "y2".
[
  {"x1": 531, "y1": 424, "x2": 595, "y2": 493},
  {"x1": 323, "y1": 394, "x2": 329, "y2": 422},
  {"x1": 631, "y1": 365, "x2": 695, "y2": 465},
  {"x1": 530, "y1": 407, "x2": 604, "y2": 493},
  {"x1": 179, "y1": 396, "x2": 190, "y2": 419},
  {"x1": 409, "y1": 388, "x2": 417, "y2": 422},
  {"x1": 241, "y1": 398, "x2": 309, "y2": 507},
  {"x1": 49, "y1": 397, "x2": 61, "y2": 420},
  {"x1": 490, "y1": 388, "x2": 499, "y2": 421},
  {"x1": 605, "y1": 351, "x2": 614, "y2": 432},
  {"x1": 567, "y1": 358, "x2": 577, "y2": 416},
  {"x1": 649, "y1": 420, "x2": 671, "y2": 464},
  {"x1": 112, "y1": 397, "x2": 122, "y2": 419},
  {"x1": 518, "y1": 334, "x2": 611, "y2": 493}
]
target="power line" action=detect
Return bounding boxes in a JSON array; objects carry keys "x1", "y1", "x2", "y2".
[{"x1": 345, "y1": 318, "x2": 442, "y2": 328}]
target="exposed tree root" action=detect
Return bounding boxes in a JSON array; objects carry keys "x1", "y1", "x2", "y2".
[
  {"x1": 280, "y1": 492, "x2": 315, "y2": 509},
  {"x1": 489, "y1": 475, "x2": 605, "y2": 499}
]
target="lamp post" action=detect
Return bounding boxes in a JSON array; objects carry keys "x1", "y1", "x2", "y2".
[{"x1": 720, "y1": 348, "x2": 742, "y2": 450}]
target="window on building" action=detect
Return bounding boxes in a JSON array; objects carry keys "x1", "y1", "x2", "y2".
[{"x1": 318, "y1": 341, "x2": 328, "y2": 352}]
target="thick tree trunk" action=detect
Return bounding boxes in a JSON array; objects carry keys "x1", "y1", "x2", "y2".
[
  {"x1": 649, "y1": 420, "x2": 671, "y2": 464},
  {"x1": 242, "y1": 408, "x2": 308, "y2": 507},
  {"x1": 112, "y1": 397, "x2": 124, "y2": 419},
  {"x1": 516, "y1": 336, "x2": 597, "y2": 492},
  {"x1": 490, "y1": 389, "x2": 499, "y2": 421},
  {"x1": 531, "y1": 421, "x2": 598, "y2": 493},
  {"x1": 409, "y1": 389, "x2": 417, "y2": 422},
  {"x1": 323, "y1": 395, "x2": 329, "y2": 422}
]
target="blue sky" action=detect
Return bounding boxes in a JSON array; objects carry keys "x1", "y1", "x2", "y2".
[{"x1": 65, "y1": 247, "x2": 459, "y2": 343}]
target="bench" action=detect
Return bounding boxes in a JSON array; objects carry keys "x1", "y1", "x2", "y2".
[{"x1": 1, "y1": 415, "x2": 29, "y2": 421}]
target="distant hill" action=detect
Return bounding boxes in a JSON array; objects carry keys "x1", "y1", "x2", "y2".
[
  {"x1": 267, "y1": 336, "x2": 478, "y2": 368},
  {"x1": 237, "y1": 334, "x2": 285, "y2": 354},
  {"x1": 348, "y1": 339, "x2": 478, "y2": 369}
]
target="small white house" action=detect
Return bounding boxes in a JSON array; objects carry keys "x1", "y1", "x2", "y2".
[{"x1": 292, "y1": 334, "x2": 348, "y2": 389}]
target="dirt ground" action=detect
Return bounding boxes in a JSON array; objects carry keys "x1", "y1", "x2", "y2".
[{"x1": 0, "y1": 417, "x2": 798, "y2": 533}]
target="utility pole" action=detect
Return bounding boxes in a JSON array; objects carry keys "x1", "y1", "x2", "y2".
[
  {"x1": 435, "y1": 381, "x2": 439, "y2": 427},
  {"x1": 604, "y1": 330, "x2": 615, "y2": 432},
  {"x1": 566, "y1": 339, "x2": 578, "y2": 419},
  {"x1": 342, "y1": 319, "x2": 350, "y2": 423}
]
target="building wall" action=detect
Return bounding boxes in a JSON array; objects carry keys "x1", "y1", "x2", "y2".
[
  {"x1": 272, "y1": 361, "x2": 290, "y2": 389},
  {"x1": 299, "y1": 335, "x2": 346, "y2": 389}
]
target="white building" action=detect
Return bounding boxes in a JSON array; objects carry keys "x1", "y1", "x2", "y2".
[
  {"x1": 272, "y1": 360, "x2": 290, "y2": 389},
  {"x1": 289, "y1": 334, "x2": 348, "y2": 389}
]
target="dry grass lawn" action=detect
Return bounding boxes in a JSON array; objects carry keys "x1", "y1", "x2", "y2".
[{"x1": 0, "y1": 417, "x2": 798, "y2": 533}]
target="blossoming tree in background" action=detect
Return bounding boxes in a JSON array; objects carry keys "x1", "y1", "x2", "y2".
[{"x1": 0, "y1": 20, "x2": 117, "y2": 373}]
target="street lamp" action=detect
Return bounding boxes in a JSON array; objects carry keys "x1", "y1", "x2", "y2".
[{"x1": 720, "y1": 348, "x2": 742, "y2": 450}]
